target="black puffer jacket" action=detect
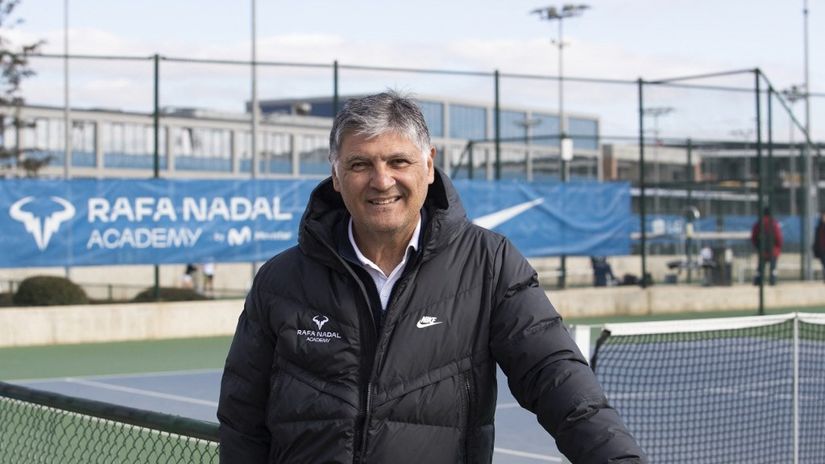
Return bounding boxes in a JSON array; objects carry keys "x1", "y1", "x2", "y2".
[{"x1": 218, "y1": 170, "x2": 647, "y2": 463}]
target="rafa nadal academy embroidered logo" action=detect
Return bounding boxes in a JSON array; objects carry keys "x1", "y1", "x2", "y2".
[
  {"x1": 313, "y1": 315, "x2": 329, "y2": 330},
  {"x1": 9, "y1": 196, "x2": 76, "y2": 251},
  {"x1": 297, "y1": 315, "x2": 342, "y2": 344}
]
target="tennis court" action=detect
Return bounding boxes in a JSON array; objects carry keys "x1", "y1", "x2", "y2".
[
  {"x1": 4, "y1": 307, "x2": 825, "y2": 463},
  {"x1": 1, "y1": 337, "x2": 566, "y2": 463}
]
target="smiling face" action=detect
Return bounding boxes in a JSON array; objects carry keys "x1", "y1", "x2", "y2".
[{"x1": 332, "y1": 130, "x2": 435, "y2": 244}]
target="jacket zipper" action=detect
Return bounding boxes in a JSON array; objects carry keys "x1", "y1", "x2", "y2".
[
  {"x1": 462, "y1": 372, "x2": 472, "y2": 463},
  {"x1": 356, "y1": 383, "x2": 374, "y2": 462},
  {"x1": 357, "y1": 270, "x2": 416, "y2": 463},
  {"x1": 306, "y1": 227, "x2": 422, "y2": 464}
]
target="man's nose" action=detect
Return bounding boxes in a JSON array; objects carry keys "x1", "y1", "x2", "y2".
[{"x1": 370, "y1": 163, "x2": 395, "y2": 190}]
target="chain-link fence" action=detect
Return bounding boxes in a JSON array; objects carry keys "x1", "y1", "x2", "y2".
[
  {"x1": 0, "y1": 381, "x2": 218, "y2": 464},
  {"x1": 3, "y1": 53, "x2": 824, "y2": 295}
]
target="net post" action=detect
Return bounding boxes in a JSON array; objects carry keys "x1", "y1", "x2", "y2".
[
  {"x1": 572, "y1": 325, "x2": 591, "y2": 363},
  {"x1": 793, "y1": 312, "x2": 800, "y2": 464}
]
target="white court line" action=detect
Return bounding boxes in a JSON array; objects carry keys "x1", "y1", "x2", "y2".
[
  {"x1": 496, "y1": 402, "x2": 521, "y2": 410},
  {"x1": 82, "y1": 368, "x2": 223, "y2": 381},
  {"x1": 494, "y1": 447, "x2": 563, "y2": 462},
  {"x1": 64, "y1": 377, "x2": 219, "y2": 407},
  {"x1": 9, "y1": 367, "x2": 223, "y2": 384}
]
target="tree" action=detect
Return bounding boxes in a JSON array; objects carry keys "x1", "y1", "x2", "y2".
[{"x1": 0, "y1": 0, "x2": 44, "y2": 177}]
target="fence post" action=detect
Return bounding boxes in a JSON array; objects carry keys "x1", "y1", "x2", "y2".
[
  {"x1": 767, "y1": 86, "x2": 775, "y2": 219},
  {"x1": 800, "y1": 144, "x2": 806, "y2": 281},
  {"x1": 494, "y1": 70, "x2": 501, "y2": 180},
  {"x1": 755, "y1": 69, "x2": 765, "y2": 315},
  {"x1": 637, "y1": 78, "x2": 648, "y2": 288},
  {"x1": 333, "y1": 60, "x2": 339, "y2": 115},
  {"x1": 153, "y1": 54, "x2": 161, "y2": 302}
]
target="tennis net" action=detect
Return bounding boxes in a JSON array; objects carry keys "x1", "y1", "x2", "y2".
[
  {"x1": 590, "y1": 312, "x2": 825, "y2": 464},
  {"x1": 0, "y1": 381, "x2": 219, "y2": 464}
]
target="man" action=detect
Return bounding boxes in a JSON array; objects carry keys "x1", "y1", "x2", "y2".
[
  {"x1": 750, "y1": 207, "x2": 783, "y2": 286},
  {"x1": 218, "y1": 91, "x2": 647, "y2": 463}
]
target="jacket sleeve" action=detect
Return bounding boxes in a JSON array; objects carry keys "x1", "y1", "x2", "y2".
[
  {"x1": 488, "y1": 238, "x2": 647, "y2": 464},
  {"x1": 217, "y1": 279, "x2": 276, "y2": 463},
  {"x1": 774, "y1": 219, "x2": 783, "y2": 249}
]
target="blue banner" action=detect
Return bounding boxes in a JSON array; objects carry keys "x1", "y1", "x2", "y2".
[{"x1": 0, "y1": 179, "x2": 631, "y2": 267}]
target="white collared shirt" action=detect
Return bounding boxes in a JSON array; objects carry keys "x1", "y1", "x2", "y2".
[{"x1": 348, "y1": 218, "x2": 421, "y2": 311}]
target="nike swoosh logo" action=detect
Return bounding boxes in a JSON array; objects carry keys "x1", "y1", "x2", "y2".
[
  {"x1": 416, "y1": 320, "x2": 444, "y2": 328},
  {"x1": 472, "y1": 198, "x2": 545, "y2": 230}
]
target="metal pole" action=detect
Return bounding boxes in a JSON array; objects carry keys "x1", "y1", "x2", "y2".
[
  {"x1": 755, "y1": 70, "x2": 765, "y2": 315},
  {"x1": 557, "y1": 17, "x2": 568, "y2": 289},
  {"x1": 801, "y1": 0, "x2": 815, "y2": 280},
  {"x1": 333, "y1": 60, "x2": 339, "y2": 115},
  {"x1": 800, "y1": 143, "x2": 806, "y2": 281},
  {"x1": 153, "y1": 55, "x2": 160, "y2": 179},
  {"x1": 250, "y1": 0, "x2": 259, "y2": 179},
  {"x1": 687, "y1": 138, "x2": 694, "y2": 284},
  {"x1": 793, "y1": 314, "x2": 800, "y2": 464},
  {"x1": 687, "y1": 138, "x2": 693, "y2": 205},
  {"x1": 558, "y1": 16, "x2": 567, "y2": 182},
  {"x1": 468, "y1": 142, "x2": 474, "y2": 180},
  {"x1": 494, "y1": 70, "x2": 501, "y2": 180},
  {"x1": 63, "y1": 0, "x2": 71, "y2": 281},
  {"x1": 153, "y1": 53, "x2": 161, "y2": 301},
  {"x1": 768, "y1": 86, "x2": 774, "y2": 215},
  {"x1": 638, "y1": 78, "x2": 648, "y2": 287},
  {"x1": 63, "y1": 0, "x2": 71, "y2": 179}
]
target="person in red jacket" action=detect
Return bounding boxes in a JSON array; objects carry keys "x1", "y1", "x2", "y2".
[
  {"x1": 814, "y1": 212, "x2": 825, "y2": 282},
  {"x1": 751, "y1": 207, "x2": 783, "y2": 285}
]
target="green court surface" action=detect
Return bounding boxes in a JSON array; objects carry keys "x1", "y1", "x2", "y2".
[{"x1": 2, "y1": 305, "x2": 824, "y2": 381}]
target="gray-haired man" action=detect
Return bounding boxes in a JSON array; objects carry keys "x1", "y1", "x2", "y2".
[{"x1": 218, "y1": 91, "x2": 647, "y2": 463}]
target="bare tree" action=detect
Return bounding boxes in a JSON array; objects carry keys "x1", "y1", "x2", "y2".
[{"x1": 0, "y1": 0, "x2": 44, "y2": 177}]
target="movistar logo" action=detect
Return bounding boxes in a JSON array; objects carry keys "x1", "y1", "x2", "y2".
[
  {"x1": 227, "y1": 226, "x2": 252, "y2": 246},
  {"x1": 472, "y1": 198, "x2": 544, "y2": 230},
  {"x1": 9, "y1": 196, "x2": 76, "y2": 251}
]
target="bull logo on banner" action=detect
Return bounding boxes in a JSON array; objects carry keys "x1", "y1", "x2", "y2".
[{"x1": 9, "y1": 196, "x2": 76, "y2": 251}]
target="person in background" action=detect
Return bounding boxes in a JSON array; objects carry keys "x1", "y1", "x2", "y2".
[
  {"x1": 751, "y1": 207, "x2": 783, "y2": 286},
  {"x1": 202, "y1": 261, "x2": 215, "y2": 295},
  {"x1": 699, "y1": 246, "x2": 714, "y2": 287},
  {"x1": 217, "y1": 91, "x2": 646, "y2": 463},
  {"x1": 814, "y1": 212, "x2": 825, "y2": 283},
  {"x1": 590, "y1": 256, "x2": 615, "y2": 287},
  {"x1": 180, "y1": 263, "x2": 197, "y2": 289}
]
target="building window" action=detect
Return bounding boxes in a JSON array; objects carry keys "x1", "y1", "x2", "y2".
[
  {"x1": 449, "y1": 104, "x2": 486, "y2": 140},
  {"x1": 417, "y1": 100, "x2": 443, "y2": 138},
  {"x1": 569, "y1": 117, "x2": 598, "y2": 150}
]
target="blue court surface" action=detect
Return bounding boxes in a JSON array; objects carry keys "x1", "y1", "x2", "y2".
[{"x1": 13, "y1": 368, "x2": 566, "y2": 463}]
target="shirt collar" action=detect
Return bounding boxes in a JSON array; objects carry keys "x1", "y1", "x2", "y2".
[{"x1": 347, "y1": 216, "x2": 422, "y2": 272}]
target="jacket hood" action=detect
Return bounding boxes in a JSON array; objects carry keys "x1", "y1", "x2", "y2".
[{"x1": 298, "y1": 167, "x2": 468, "y2": 268}]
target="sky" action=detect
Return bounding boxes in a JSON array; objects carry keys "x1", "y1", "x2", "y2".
[{"x1": 5, "y1": 0, "x2": 824, "y2": 139}]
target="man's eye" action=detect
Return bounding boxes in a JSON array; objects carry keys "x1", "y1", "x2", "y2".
[
  {"x1": 390, "y1": 159, "x2": 411, "y2": 167},
  {"x1": 350, "y1": 162, "x2": 367, "y2": 171}
]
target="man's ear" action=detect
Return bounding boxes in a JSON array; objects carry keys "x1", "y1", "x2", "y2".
[
  {"x1": 427, "y1": 146, "x2": 436, "y2": 184},
  {"x1": 331, "y1": 163, "x2": 341, "y2": 192}
]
